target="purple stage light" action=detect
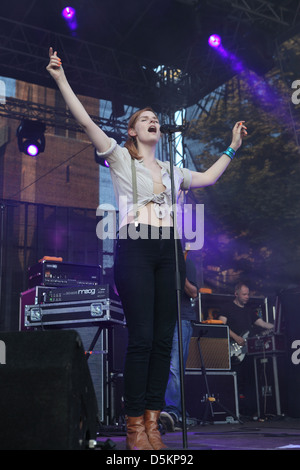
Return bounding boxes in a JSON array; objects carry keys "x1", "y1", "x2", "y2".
[
  {"x1": 26, "y1": 143, "x2": 39, "y2": 157},
  {"x1": 208, "y1": 35, "x2": 245, "y2": 74},
  {"x1": 17, "y1": 120, "x2": 46, "y2": 156},
  {"x1": 62, "y1": 6, "x2": 76, "y2": 20},
  {"x1": 208, "y1": 34, "x2": 221, "y2": 48},
  {"x1": 62, "y1": 6, "x2": 77, "y2": 32}
]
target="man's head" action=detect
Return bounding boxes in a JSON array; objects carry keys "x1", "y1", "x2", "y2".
[{"x1": 234, "y1": 283, "x2": 250, "y2": 307}]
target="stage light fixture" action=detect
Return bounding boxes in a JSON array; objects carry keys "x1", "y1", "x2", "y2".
[
  {"x1": 208, "y1": 34, "x2": 221, "y2": 48},
  {"x1": 17, "y1": 120, "x2": 46, "y2": 157},
  {"x1": 62, "y1": 6, "x2": 76, "y2": 20},
  {"x1": 62, "y1": 6, "x2": 78, "y2": 32}
]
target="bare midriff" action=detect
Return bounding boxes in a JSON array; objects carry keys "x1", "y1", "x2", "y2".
[{"x1": 119, "y1": 181, "x2": 174, "y2": 228}]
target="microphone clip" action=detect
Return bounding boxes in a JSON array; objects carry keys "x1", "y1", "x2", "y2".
[{"x1": 160, "y1": 123, "x2": 189, "y2": 134}]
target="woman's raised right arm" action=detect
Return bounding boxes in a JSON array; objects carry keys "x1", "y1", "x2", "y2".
[{"x1": 46, "y1": 47, "x2": 111, "y2": 153}]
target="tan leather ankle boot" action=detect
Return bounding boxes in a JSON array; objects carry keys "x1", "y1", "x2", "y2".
[
  {"x1": 125, "y1": 415, "x2": 153, "y2": 450},
  {"x1": 144, "y1": 410, "x2": 168, "y2": 450}
]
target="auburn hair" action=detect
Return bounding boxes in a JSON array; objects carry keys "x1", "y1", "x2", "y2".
[{"x1": 124, "y1": 107, "x2": 158, "y2": 160}]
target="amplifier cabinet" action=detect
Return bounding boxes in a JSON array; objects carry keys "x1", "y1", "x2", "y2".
[
  {"x1": 185, "y1": 371, "x2": 239, "y2": 423},
  {"x1": 186, "y1": 323, "x2": 231, "y2": 371}
]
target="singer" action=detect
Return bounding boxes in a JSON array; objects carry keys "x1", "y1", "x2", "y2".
[{"x1": 46, "y1": 47, "x2": 247, "y2": 450}]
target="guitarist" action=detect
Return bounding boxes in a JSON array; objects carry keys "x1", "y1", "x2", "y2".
[
  {"x1": 218, "y1": 282, "x2": 274, "y2": 417},
  {"x1": 219, "y1": 283, "x2": 274, "y2": 348}
]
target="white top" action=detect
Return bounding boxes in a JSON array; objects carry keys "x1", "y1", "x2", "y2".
[{"x1": 96, "y1": 138, "x2": 192, "y2": 227}]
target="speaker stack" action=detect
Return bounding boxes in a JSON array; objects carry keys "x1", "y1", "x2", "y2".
[
  {"x1": 1, "y1": 260, "x2": 126, "y2": 449},
  {"x1": 185, "y1": 322, "x2": 240, "y2": 423}
]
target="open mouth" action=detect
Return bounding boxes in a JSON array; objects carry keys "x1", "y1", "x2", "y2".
[{"x1": 148, "y1": 125, "x2": 157, "y2": 133}]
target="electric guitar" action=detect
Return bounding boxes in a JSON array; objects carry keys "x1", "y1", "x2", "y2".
[{"x1": 230, "y1": 331, "x2": 249, "y2": 363}]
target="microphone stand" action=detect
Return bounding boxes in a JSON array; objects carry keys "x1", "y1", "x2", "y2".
[
  {"x1": 0, "y1": 202, "x2": 4, "y2": 319},
  {"x1": 164, "y1": 128, "x2": 188, "y2": 450}
]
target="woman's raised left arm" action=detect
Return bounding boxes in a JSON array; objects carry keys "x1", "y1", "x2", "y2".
[{"x1": 190, "y1": 121, "x2": 247, "y2": 189}]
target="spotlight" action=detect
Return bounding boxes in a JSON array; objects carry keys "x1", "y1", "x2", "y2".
[
  {"x1": 62, "y1": 6, "x2": 76, "y2": 20},
  {"x1": 208, "y1": 34, "x2": 222, "y2": 48},
  {"x1": 17, "y1": 120, "x2": 46, "y2": 157},
  {"x1": 25, "y1": 143, "x2": 39, "y2": 157},
  {"x1": 62, "y1": 6, "x2": 77, "y2": 32}
]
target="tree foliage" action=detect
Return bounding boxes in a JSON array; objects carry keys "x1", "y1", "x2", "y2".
[{"x1": 185, "y1": 38, "x2": 300, "y2": 295}]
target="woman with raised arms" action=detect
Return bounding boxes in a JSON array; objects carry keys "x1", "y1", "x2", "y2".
[{"x1": 46, "y1": 47, "x2": 247, "y2": 450}]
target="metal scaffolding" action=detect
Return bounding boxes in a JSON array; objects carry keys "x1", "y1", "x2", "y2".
[{"x1": 1, "y1": 0, "x2": 299, "y2": 113}]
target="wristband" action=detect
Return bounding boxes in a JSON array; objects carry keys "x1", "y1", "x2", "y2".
[{"x1": 223, "y1": 146, "x2": 236, "y2": 159}]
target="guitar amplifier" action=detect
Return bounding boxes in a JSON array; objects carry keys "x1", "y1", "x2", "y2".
[
  {"x1": 27, "y1": 261, "x2": 101, "y2": 288},
  {"x1": 186, "y1": 322, "x2": 231, "y2": 371}
]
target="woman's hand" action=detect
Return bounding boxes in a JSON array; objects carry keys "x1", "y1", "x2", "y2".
[
  {"x1": 46, "y1": 47, "x2": 64, "y2": 81},
  {"x1": 230, "y1": 121, "x2": 248, "y2": 151}
]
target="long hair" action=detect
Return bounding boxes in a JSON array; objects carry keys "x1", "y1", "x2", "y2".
[{"x1": 124, "y1": 107, "x2": 158, "y2": 160}]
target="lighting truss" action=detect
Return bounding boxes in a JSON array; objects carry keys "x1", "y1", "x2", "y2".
[
  {"x1": 0, "y1": 96, "x2": 129, "y2": 137},
  {"x1": 224, "y1": 0, "x2": 300, "y2": 27}
]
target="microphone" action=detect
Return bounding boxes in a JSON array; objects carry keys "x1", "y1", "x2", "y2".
[{"x1": 160, "y1": 123, "x2": 188, "y2": 134}]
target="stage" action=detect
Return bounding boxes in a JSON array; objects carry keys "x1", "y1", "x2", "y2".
[{"x1": 97, "y1": 417, "x2": 300, "y2": 451}]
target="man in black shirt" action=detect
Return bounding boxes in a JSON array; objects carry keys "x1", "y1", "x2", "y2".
[
  {"x1": 219, "y1": 282, "x2": 274, "y2": 417},
  {"x1": 219, "y1": 283, "x2": 273, "y2": 347}
]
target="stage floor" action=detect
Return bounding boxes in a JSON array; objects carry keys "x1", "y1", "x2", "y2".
[{"x1": 96, "y1": 416, "x2": 300, "y2": 451}]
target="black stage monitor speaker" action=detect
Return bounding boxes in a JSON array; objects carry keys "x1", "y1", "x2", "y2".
[{"x1": 0, "y1": 330, "x2": 98, "y2": 450}]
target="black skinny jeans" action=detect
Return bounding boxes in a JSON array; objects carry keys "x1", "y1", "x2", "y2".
[{"x1": 114, "y1": 224, "x2": 185, "y2": 417}]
